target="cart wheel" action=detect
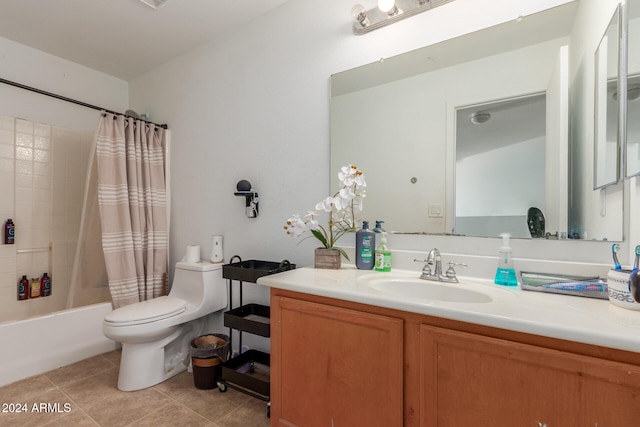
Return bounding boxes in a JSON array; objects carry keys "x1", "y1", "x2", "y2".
[
  {"x1": 217, "y1": 382, "x2": 227, "y2": 393},
  {"x1": 266, "y1": 402, "x2": 270, "y2": 418}
]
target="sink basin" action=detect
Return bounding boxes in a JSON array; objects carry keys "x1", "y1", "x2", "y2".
[{"x1": 366, "y1": 278, "x2": 493, "y2": 303}]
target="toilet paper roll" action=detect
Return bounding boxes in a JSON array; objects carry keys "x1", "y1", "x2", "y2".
[{"x1": 182, "y1": 245, "x2": 201, "y2": 263}]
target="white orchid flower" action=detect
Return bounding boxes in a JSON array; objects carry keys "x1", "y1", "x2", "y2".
[
  {"x1": 285, "y1": 164, "x2": 366, "y2": 253},
  {"x1": 315, "y1": 197, "x2": 333, "y2": 212}
]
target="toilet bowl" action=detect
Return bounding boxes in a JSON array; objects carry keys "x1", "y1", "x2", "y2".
[{"x1": 103, "y1": 261, "x2": 227, "y2": 391}]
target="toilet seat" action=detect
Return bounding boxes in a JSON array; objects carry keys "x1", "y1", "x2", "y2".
[{"x1": 104, "y1": 296, "x2": 187, "y2": 326}]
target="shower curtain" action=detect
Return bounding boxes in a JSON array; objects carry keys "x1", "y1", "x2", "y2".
[{"x1": 95, "y1": 113, "x2": 168, "y2": 309}]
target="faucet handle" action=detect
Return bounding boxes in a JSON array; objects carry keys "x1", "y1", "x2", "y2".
[
  {"x1": 414, "y1": 258, "x2": 432, "y2": 278},
  {"x1": 445, "y1": 261, "x2": 467, "y2": 281}
]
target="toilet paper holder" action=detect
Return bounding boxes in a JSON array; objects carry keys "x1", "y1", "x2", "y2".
[{"x1": 234, "y1": 180, "x2": 259, "y2": 218}]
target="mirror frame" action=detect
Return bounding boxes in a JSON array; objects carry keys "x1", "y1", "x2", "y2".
[
  {"x1": 625, "y1": 0, "x2": 640, "y2": 178},
  {"x1": 593, "y1": 4, "x2": 624, "y2": 190}
]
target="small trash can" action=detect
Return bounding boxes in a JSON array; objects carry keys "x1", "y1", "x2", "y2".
[{"x1": 190, "y1": 333, "x2": 230, "y2": 389}]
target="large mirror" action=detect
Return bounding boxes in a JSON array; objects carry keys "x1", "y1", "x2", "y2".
[
  {"x1": 628, "y1": 0, "x2": 640, "y2": 177},
  {"x1": 331, "y1": 0, "x2": 624, "y2": 241},
  {"x1": 594, "y1": 6, "x2": 621, "y2": 189}
]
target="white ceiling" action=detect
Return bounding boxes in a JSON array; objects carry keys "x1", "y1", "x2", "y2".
[{"x1": 0, "y1": 0, "x2": 290, "y2": 81}]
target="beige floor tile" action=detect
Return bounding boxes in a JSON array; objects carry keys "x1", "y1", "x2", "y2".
[
  {"x1": 45, "y1": 355, "x2": 118, "y2": 388},
  {"x1": 0, "y1": 351, "x2": 268, "y2": 427},
  {"x1": 0, "y1": 374, "x2": 56, "y2": 402},
  {"x1": 0, "y1": 389, "x2": 79, "y2": 427},
  {"x1": 43, "y1": 410, "x2": 99, "y2": 426},
  {"x1": 128, "y1": 402, "x2": 216, "y2": 427},
  {"x1": 217, "y1": 398, "x2": 270, "y2": 427},
  {"x1": 79, "y1": 388, "x2": 173, "y2": 427},
  {"x1": 99, "y1": 350, "x2": 121, "y2": 366},
  {"x1": 59, "y1": 369, "x2": 121, "y2": 410}
]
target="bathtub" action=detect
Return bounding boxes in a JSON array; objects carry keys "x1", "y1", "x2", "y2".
[{"x1": 0, "y1": 302, "x2": 119, "y2": 387}]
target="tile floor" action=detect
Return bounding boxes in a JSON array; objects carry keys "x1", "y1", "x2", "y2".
[{"x1": 0, "y1": 350, "x2": 270, "y2": 427}]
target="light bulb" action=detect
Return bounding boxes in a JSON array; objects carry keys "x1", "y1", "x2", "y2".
[
  {"x1": 378, "y1": 0, "x2": 397, "y2": 14},
  {"x1": 351, "y1": 4, "x2": 369, "y2": 26}
]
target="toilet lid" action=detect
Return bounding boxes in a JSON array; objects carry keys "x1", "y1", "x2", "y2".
[{"x1": 104, "y1": 296, "x2": 187, "y2": 326}]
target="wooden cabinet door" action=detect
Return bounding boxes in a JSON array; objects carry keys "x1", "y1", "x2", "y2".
[
  {"x1": 270, "y1": 295, "x2": 404, "y2": 427},
  {"x1": 579, "y1": 359, "x2": 640, "y2": 426},
  {"x1": 420, "y1": 325, "x2": 582, "y2": 427}
]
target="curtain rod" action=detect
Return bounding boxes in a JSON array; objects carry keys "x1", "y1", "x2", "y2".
[{"x1": 0, "y1": 77, "x2": 168, "y2": 129}]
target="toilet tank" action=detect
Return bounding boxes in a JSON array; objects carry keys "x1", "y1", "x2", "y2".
[{"x1": 170, "y1": 261, "x2": 227, "y2": 313}]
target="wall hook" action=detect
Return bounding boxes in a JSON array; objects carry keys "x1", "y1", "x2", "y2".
[{"x1": 235, "y1": 180, "x2": 259, "y2": 218}]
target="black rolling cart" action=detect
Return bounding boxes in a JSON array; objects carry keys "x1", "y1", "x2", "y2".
[{"x1": 218, "y1": 256, "x2": 295, "y2": 418}]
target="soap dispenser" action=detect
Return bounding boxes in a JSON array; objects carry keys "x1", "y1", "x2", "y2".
[
  {"x1": 494, "y1": 233, "x2": 518, "y2": 286},
  {"x1": 374, "y1": 232, "x2": 391, "y2": 272}
]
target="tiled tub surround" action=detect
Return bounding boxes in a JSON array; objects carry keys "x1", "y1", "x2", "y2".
[{"x1": 0, "y1": 116, "x2": 99, "y2": 323}]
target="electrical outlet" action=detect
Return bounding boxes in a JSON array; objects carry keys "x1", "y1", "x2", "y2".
[{"x1": 428, "y1": 203, "x2": 443, "y2": 218}]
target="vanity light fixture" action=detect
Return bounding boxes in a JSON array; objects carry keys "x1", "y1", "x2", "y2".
[{"x1": 351, "y1": 0, "x2": 455, "y2": 35}]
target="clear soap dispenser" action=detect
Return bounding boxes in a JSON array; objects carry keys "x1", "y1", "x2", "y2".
[{"x1": 494, "y1": 233, "x2": 518, "y2": 287}]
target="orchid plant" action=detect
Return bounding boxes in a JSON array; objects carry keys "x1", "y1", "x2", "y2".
[{"x1": 284, "y1": 164, "x2": 366, "y2": 260}]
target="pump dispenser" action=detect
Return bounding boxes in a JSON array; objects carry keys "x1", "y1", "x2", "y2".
[
  {"x1": 494, "y1": 233, "x2": 518, "y2": 286},
  {"x1": 374, "y1": 232, "x2": 391, "y2": 272},
  {"x1": 356, "y1": 221, "x2": 375, "y2": 269}
]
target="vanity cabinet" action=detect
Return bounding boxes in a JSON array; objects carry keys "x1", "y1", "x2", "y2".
[
  {"x1": 421, "y1": 326, "x2": 640, "y2": 426},
  {"x1": 270, "y1": 289, "x2": 640, "y2": 427},
  {"x1": 269, "y1": 294, "x2": 404, "y2": 427}
]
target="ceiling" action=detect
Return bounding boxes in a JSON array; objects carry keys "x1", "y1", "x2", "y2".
[{"x1": 0, "y1": 0, "x2": 290, "y2": 81}]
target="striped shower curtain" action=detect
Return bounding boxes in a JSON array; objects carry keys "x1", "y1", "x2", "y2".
[{"x1": 95, "y1": 113, "x2": 168, "y2": 309}]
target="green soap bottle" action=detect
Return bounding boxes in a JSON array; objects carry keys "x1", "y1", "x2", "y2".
[
  {"x1": 374, "y1": 232, "x2": 391, "y2": 272},
  {"x1": 494, "y1": 233, "x2": 518, "y2": 286}
]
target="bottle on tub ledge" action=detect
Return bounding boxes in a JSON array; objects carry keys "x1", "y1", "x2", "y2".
[
  {"x1": 41, "y1": 272, "x2": 52, "y2": 297},
  {"x1": 18, "y1": 275, "x2": 28, "y2": 300},
  {"x1": 30, "y1": 276, "x2": 41, "y2": 299},
  {"x1": 4, "y1": 219, "x2": 14, "y2": 244}
]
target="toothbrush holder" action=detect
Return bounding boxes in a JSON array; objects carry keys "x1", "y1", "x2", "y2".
[{"x1": 607, "y1": 269, "x2": 640, "y2": 311}]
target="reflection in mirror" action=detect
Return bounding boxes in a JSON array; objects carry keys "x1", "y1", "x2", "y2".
[
  {"x1": 628, "y1": 0, "x2": 640, "y2": 177},
  {"x1": 331, "y1": 2, "x2": 580, "y2": 239},
  {"x1": 455, "y1": 94, "x2": 547, "y2": 239},
  {"x1": 594, "y1": 6, "x2": 621, "y2": 189}
]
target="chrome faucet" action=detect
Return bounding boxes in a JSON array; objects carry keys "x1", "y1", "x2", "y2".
[{"x1": 414, "y1": 248, "x2": 466, "y2": 283}]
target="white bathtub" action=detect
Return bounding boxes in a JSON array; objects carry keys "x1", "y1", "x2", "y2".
[{"x1": 0, "y1": 302, "x2": 119, "y2": 387}]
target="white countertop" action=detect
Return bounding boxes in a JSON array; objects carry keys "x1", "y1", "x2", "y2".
[{"x1": 257, "y1": 266, "x2": 640, "y2": 354}]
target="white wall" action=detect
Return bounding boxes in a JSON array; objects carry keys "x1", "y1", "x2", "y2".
[{"x1": 0, "y1": 37, "x2": 128, "y2": 131}]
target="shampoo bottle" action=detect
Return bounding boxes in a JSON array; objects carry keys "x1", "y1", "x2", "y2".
[
  {"x1": 41, "y1": 272, "x2": 51, "y2": 297},
  {"x1": 4, "y1": 219, "x2": 14, "y2": 244},
  {"x1": 18, "y1": 275, "x2": 28, "y2": 300},
  {"x1": 494, "y1": 233, "x2": 518, "y2": 286},
  {"x1": 374, "y1": 232, "x2": 391, "y2": 272},
  {"x1": 356, "y1": 221, "x2": 375, "y2": 270}
]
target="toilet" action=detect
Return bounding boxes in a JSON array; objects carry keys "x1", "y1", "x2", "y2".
[{"x1": 103, "y1": 261, "x2": 227, "y2": 391}]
